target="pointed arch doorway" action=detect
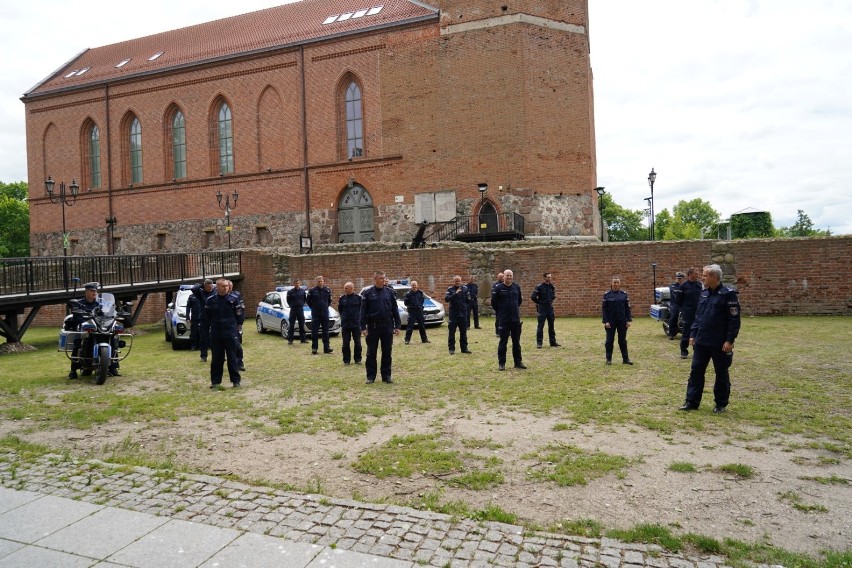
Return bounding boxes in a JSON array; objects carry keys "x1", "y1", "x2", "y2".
[
  {"x1": 478, "y1": 201, "x2": 498, "y2": 234},
  {"x1": 338, "y1": 184, "x2": 375, "y2": 243}
]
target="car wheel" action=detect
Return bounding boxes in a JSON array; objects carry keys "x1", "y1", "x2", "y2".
[
  {"x1": 256, "y1": 316, "x2": 265, "y2": 334},
  {"x1": 280, "y1": 320, "x2": 289, "y2": 339},
  {"x1": 164, "y1": 320, "x2": 172, "y2": 342}
]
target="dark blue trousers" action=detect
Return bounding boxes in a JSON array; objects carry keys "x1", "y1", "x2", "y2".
[
  {"x1": 685, "y1": 343, "x2": 731, "y2": 409},
  {"x1": 311, "y1": 314, "x2": 331, "y2": 351},
  {"x1": 287, "y1": 310, "x2": 306, "y2": 342},
  {"x1": 405, "y1": 309, "x2": 428, "y2": 342},
  {"x1": 365, "y1": 323, "x2": 394, "y2": 381},
  {"x1": 497, "y1": 321, "x2": 523, "y2": 366},
  {"x1": 536, "y1": 306, "x2": 556, "y2": 346},
  {"x1": 341, "y1": 327, "x2": 362, "y2": 364},
  {"x1": 210, "y1": 335, "x2": 240, "y2": 385},
  {"x1": 605, "y1": 321, "x2": 629, "y2": 362},
  {"x1": 448, "y1": 316, "x2": 468, "y2": 352}
]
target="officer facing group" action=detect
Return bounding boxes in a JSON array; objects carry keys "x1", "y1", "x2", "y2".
[
  {"x1": 678, "y1": 268, "x2": 703, "y2": 359},
  {"x1": 205, "y1": 278, "x2": 244, "y2": 388},
  {"x1": 492, "y1": 269, "x2": 526, "y2": 371},
  {"x1": 445, "y1": 275, "x2": 471, "y2": 355},
  {"x1": 189, "y1": 278, "x2": 215, "y2": 362},
  {"x1": 286, "y1": 280, "x2": 308, "y2": 344},
  {"x1": 360, "y1": 270, "x2": 401, "y2": 384},
  {"x1": 466, "y1": 276, "x2": 481, "y2": 329},
  {"x1": 602, "y1": 276, "x2": 633, "y2": 365},
  {"x1": 667, "y1": 272, "x2": 685, "y2": 341},
  {"x1": 531, "y1": 272, "x2": 560, "y2": 349},
  {"x1": 403, "y1": 280, "x2": 430, "y2": 345},
  {"x1": 337, "y1": 282, "x2": 363, "y2": 365},
  {"x1": 307, "y1": 276, "x2": 333, "y2": 355}
]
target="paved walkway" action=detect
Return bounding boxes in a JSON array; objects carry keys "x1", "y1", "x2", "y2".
[{"x1": 0, "y1": 451, "x2": 732, "y2": 568}]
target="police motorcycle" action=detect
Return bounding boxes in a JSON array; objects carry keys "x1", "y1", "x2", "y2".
[
  {"x1": 650, "y1": 286, "x2": 683, "y2": 336},
  {"x1": 60, "y1": 282, "x2": 134, "y2": 385}
]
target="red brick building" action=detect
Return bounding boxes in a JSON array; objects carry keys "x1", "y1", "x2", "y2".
[{"x1": 22, "y1": 0, "x2": 598, "y2": 256}]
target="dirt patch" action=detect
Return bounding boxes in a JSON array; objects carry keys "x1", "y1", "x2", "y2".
[{"x1": 3, "y1": 407, "x2": 848, "y2": 556}]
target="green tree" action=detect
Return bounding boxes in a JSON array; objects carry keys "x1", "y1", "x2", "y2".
[
  {"x1": 730, "y1": 211, "x2": 774, "y2": 239},
  {"x1": 654, "y1": 209, "x2": 672, "y2": 241},
  {"x1": 601, "y1": 193, "x2": 645, "y2": 241},
  {"x1": 655, "y1": 199, "x2": 721, "y2": 240},
  {"x1": 778, "y1": 210, "x2": 831, "y2": 237},
  {"x1": 0, "y1": 181, "x2": 29, "y2": 258}
]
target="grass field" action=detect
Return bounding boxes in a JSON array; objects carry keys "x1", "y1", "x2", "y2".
[{"x1": 0, "y1": 315, "x2": 849, "y2": 567}]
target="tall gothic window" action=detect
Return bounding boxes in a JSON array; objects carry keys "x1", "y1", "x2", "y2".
[
  {"x1": 172, "y1": 111, "x2": 186, "y2": 179},
  {"x1": 129, "y1": 117, "x2": 143, "y2": 184},
  {"x1": 345, "y1": 82, "x2": 363, "y2": 159},
  {"x1": 87, "y1": 124, "x2": 101, "y2": 188},
  {"x1": 218, "y1": 103, "x2": 234, "y2": 174}
]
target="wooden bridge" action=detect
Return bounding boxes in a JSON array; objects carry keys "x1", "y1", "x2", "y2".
[{"x1": 0, "y1": 251, "x2": 242, "y2": 343}]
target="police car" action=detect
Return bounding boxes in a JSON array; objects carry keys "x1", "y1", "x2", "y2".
[
  {"x1": 256, "y1": 286, "x2": 342, "y2": 339},
  {"x1": 164, "y1": 284, "x2": 193, "y2": 349},
  {"x1": 359, "y1": 281, "x2": 445, "y2": 327}
]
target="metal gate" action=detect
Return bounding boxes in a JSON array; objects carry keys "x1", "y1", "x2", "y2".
[{"x1": 338, "y1": 184, "x2": 375, "y2": 243}]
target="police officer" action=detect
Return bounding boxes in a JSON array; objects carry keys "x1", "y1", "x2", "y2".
[
  {"x1": 602, "y1": 276, "x2": 633, "y2": 365},
  {"x1": 679, "y1": 264, "x2": 741, "y2": 412},
  {"x1": 491, "y1": 272, "x2": 505, "y2": 336},
  {"x1": 66, "y1": 282, "x2": 120, "y2": 379},
  {"x1": 307, "y1": 275, "x2": 333, "y2": 355},
  {"x1": 678, "y1": 268, "x2": 703, "y2": 359},
  {"x1": 403, "y1": 280, "x2": 429, "y2": 344},
  {"x1": 667, "y1": 272, "x2": 685, "y2": 340},
  {"x1": 531, "y1": 272, "x2": 560, "y2": 348},
  {"x1": 226, "y1": 280, "x2": 245, "y2": 371},
  {"x1": 338, "y1": 282, "x2": 363, "y2": 365},
  {"x1": 492, "y1": 269, "x2": 526, "y2": 371},
  {"x1": 185, "y1": 291, "x2": 203, "y2": 350},
  {"x1": 445, "y1": 275, "x2": 471, "y2": 355},
  {"x1": 190, "y1": 279, "x2": 215, "y2": 362},
  {"x1": 286, "y1": 279, "x2": 308, "y2": 344},
  {"x1": 205, "y1": 278, "x2": 244, "y2": 388},
  {"x1": 360, "y1": 270, "x2": 401, "y2": 384},
  {"x1": 466, "y1": 275, "x2": 481, "y2": 329}
]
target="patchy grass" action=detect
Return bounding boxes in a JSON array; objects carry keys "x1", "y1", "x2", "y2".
[
  {"x1": 668, "y1": 461, "x2": 698, "y2": 473},
  {"x1": 524, "y1": 443, "x2": 629, "y2": 486},
  {"x1": 778, "y1": 491, "x2": 829, "y2": 514},
  {"x1": 352, "y1": 434, "x2": 463, "y2": 478},
  {"x1": 717, "y1": 463, "x2": 756, "y2": 479}
]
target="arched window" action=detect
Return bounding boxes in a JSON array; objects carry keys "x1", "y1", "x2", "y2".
[
  {"x1": 338, "y1": 183, "x2": 374, "y2": 243},
  {"x1": 217, "y1": 103, "x2": 234, "y2": 174},
  {"x1": 129, "y1": 117, "x2": 143, "y2": 184},
  {"x1": 171, "y1": 110, "x2": 186, "y2": 179},
  {"x1": 85, "y1": 123, "x2": 101, "y2": 189},
  {"x1": 345, "y1": 82, "x2": 363, "y2": 159}
]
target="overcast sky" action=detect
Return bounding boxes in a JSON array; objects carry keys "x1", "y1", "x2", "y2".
[{"x1": 2, "y1": 0, "x2": 850, "y2": 234}]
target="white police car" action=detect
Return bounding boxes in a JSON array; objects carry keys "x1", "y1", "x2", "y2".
[
  {"x1": 359, "y1": 281, "x2": 445, "y2": 327},
  {"x1": 164, "y1": 284, "x2": 193, "y2": 350},
  {"x1": 256, "y1": 286, "x2": 341, "y2": 339}
]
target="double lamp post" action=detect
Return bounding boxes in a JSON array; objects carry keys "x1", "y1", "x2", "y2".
[{"x1": 216, "y1": 189, "x2": 239, "y2": 249}]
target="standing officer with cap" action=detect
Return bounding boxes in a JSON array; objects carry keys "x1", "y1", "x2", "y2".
[
  {"x1": 307, "y1": 276, "x2": 333, "y2": 355},
  {"x1": 337, "y1": 282, "x2": 363, "y2": 365},
  {"x1": 445, "y1": 275, "x2": 471, "y2": 355},
  {"x1": 466, "y1": 275, "x2": 481, "y2": 329},
  {"x1": 678, "y1": 268, "x2": 703, "y2": 359},
  {"x1": 286, "y1": 279, "x2": 308, "y2": 344},
  {"x1": 679, "y1": 264, "x2": 741, "y2": 412},
  {"x1": 492, "y1": 269, "x2": 526, "y2": 370},
  {"x1": 360, "y1": 270, "x2": 401, "y2": 384},
  {"x1": 66, "y1": 282, "x2": 120, "y2": 379},
  {"x1": 490, "y1": 272, "x2": 505, "y2": 336},
  {"x1": 602, "y1": 276, "x2": 633, "y2": 365},
  {"x1": 226, "y1": 280, "x2": 245, "y2": 371},
  {"x1": 667, "y1": 272, "x2": 685, "y2": 340},
  {"x1": 531, "y1": 272, "x2": 560, "y2": 349},
  {"x1": 190, "y1": 279, "x2": 215, "y2": 362},
  {"x1": 403, "y1": 280, "x2": 430, "y2": 345},
  {"x1": 205, "y1": 278, "x2": 244, "y2": 388}
]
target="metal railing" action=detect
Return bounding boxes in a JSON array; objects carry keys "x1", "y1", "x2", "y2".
[
  {"x1": 424, "y1": 212, "x2": 525, "y2": 243},
  {"x1": 0, "y1": 251, "x2": 241, "y2": 297}
]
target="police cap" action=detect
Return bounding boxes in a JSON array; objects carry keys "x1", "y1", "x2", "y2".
[
  {"x1": 675, "y1": 272, "x2": 685, "y2": 278},
  {"x1": 83, "y1": 282, "x2": 100, "y2": 290}
]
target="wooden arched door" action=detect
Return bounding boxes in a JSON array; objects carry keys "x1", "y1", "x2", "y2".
[{"x1": 338, "y1": 184, "x2": 374, "y2": 243}]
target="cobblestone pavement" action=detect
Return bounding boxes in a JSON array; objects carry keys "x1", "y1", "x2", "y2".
[{"x1": 0, "y1": 451, "x2": 733, "y2": 568}]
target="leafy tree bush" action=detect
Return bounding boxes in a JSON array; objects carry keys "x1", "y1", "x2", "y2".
[
  {"x1": 730, "y1": 211, "x2": 773, "y2": 239},
  {"x1": 0, "y1": 181, "x2": 29, "y2": 258}
]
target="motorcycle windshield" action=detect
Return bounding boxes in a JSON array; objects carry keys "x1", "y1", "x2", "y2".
[{"x1": 98, "y1": 293, "x2": 117, "y2": 317}]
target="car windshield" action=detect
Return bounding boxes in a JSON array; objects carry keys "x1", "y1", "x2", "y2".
[{"x1": 177, "y1": 291, "x2": 190, "y2": 309}]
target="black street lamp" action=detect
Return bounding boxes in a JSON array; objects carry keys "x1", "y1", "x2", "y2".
[
  {"x1": 45, "y1": 176, "x2": 79, "y2": 290},
  {"x1": 216, "y1": 189, "x2": 239, "y2": 249},
  {"x1": 644, "y1": 197, "x2": 653, "y2": 240},
  {"x1": 647, "y1": 168, "x2": 657, "y2": 241},
  {"x1": 595, "y1": 186, "x2": 606, "y2": 241}
]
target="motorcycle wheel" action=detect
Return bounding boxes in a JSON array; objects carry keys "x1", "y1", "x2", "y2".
[{"x1": 96, "y1": 345, "x2": 110, "y2": 385}]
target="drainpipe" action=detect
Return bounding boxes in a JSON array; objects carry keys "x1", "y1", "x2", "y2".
[
  {"x1": 299, "y1": 45, "x2": 312, "y2": 239},
  {"x1": 104, "y1": 83, "x2": 115, "y2": 254}
]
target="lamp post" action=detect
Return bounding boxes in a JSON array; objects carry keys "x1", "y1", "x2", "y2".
[
  {"x1": 477, "y1": 183, "x2": 488, "y2": 234},
  {"x1": 45, "y1": 176, "x2": 79, "y2": 289},
  {"x1": 644, "y1": 197, "x2": 653, "y2": 240},
  {"x1": 595, "y1": 186, "x2": 606, "y2": 241},
  {"x1": 216, "y1": 189, "x2": 239, "y2": 249},
  {"x1": 647, "y1": 168, "x2": 656, "y2": 241}
]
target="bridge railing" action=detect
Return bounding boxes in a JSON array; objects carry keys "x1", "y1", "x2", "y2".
[{"x1": 0, "y1": 251, "x2": 241, "y2": 296}]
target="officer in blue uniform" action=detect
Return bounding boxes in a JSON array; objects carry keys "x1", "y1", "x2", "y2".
[
  {"x1": 491, "y1": 272, "x2": 505, "y2": 336},
  {"x1": 466, "y1": 276, "x2": 481, "y2": 329},
  {"x1": 66, "y1": 282, "x2": 120, "y2": 379},
  {"x1": 185, "y1": 292, "x2": 202, "y2": 350},
  {"x1": 667, "y1": 272, "x2": 685, "y2": 340},
  {"x1": 360, "y1": 270, "x2": 401, "y2": 384},
  {"x1": 491, "y1": 269, "x2": 526, "y2": 370},
  {"x1": 445, "y1": 275, "x2": 471, "y2": 355},
  {"x1": 531, "y1": 272, "x2": 560, "y2": 348},
  {"x1": 403, "y1": 280, "x2": 429, "y2": 344},
  {"x1": 205, "y1": 278, "x2": 244, "y2": 388},
  {"x1": 679, "y1": 264, "x2": 741, "y2": 412},
  {"x1": 602, "y1": 276, "x2": 633, "y2": 365},
  {"x1": 190, "y1": 279, "x2": 215, "y2": 362},
  {"x1": 337, "y1": 282, "x2": 363, "y2": 365},
  {"x1": 286, "y1": 280, "x2": 308, "y2": 344},
  {"x1": 307, "y1": 275, "x2": 333, "y2": 355},
  {"x1": 227, "y1": 280, "x2": 245, "y2": 371},
  {"x1": 678, "y1": 268, "x2": 703, "y2": 359}
]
